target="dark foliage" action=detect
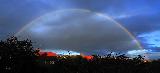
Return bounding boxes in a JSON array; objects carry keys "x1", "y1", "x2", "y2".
[
  {"x1": 0, "y1": 37, "x2": 160, "y2": 73},
  {"x1": 0, "y1": 36, "x2": 39, "y2": 73}
]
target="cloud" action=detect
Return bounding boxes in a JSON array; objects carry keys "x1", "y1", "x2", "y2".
[
  {"x1": 147, "y1": 52, "x2": 160, "y2": 59},
  {"x1": 127, "y1": 49, "x2": 160, "y2": 59},
  {"x1": 0, "y1": 0, "x2": 160, "y2": 57},
  {"x1": 138, "y1": 30, "x2": 160, "y2": 47},
  {"x1": 0, "y1": 0, "x2": 160, "y2": 39},
  {"x1": 116, "y1": 12, "x2": 160, "y2": 34},
  {"x1": 127, "y1": 49, "x2": 152, "y2": 55},
  {"x1": 42, "y1": 49, "x2": 80, "y2": 55},
  {"x1": 17, "y1": 9, "x2": 140, "y2": 55}
]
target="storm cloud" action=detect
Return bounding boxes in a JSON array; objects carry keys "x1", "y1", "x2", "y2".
[
  {"x1": 0, "y1": 0, "x2": 160, "y2": 57},
  {"x1": 16, "y1": 9, "x2": 140, "y2": 55}
]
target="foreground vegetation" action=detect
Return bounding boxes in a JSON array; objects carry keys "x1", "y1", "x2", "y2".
[{"x1": 0, "y1": 36, "x2": 160, "y2": 73}]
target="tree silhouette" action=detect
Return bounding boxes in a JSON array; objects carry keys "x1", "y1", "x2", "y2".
[
  {"x1": 0, "y1": 36, "x2": 39, "y2": 73},
  {"x1": 1, "y1": 36, "x2": 160, "y2": 73}
]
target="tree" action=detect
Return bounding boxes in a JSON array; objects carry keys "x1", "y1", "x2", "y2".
[{"x1": 0, "y1": 36, "x2": 39, "y2": 73}]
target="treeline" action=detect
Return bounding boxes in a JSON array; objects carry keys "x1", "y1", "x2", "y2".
[
  {"x1": 37, "y1": 54, "x2": 160, "y2": 73},
  {"x1": 0, "y1": 36, "x2": 160, "y2": 73},
  {"x1": 0, "y1": 36, "x2": 39, "y2": 73}
]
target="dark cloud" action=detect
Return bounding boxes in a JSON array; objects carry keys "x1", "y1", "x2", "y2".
[
  {"x1": 1, "y1": 0, "x2": 160, "y2": 37},
  {"x1": 16, "y1": 10, "x2": 140, "y2": 55},
  {"x1": 0, "y1": 0, "x2": 160, "y2": 56},
  {"x1": 117, "y1": 13, "x2": 160, "y2": 34}
]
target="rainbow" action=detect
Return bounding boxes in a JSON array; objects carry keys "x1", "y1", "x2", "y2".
[{"x1": 15, "y1": 9, "x2": 148, "y2": 59}]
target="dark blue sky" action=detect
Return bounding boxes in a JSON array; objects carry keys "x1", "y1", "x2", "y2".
[{"x1": 0, "y1": 0, "x2": 160, "y2": 59}]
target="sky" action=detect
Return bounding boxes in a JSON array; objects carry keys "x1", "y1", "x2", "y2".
[{"x1": 0, "y1": 0, "x2": 160, "y2": 59}]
